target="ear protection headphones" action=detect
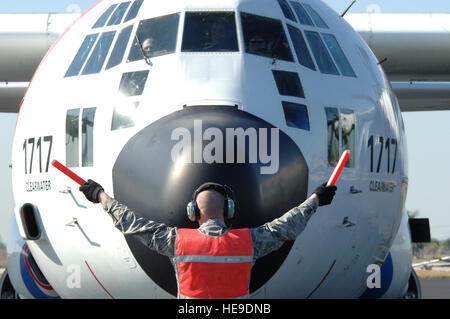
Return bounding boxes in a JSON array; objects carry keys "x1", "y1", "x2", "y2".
[{"x1": 186, "y1": 182, "x2": 236, "y2": 222}]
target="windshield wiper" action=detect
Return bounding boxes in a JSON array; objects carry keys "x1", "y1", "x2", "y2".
[
  {"x1": 270, "y1": 32, "x2": 283, "y2": 65},
  {"x1": 135, "y1": 33, "x2": 151, "y2": 65}
]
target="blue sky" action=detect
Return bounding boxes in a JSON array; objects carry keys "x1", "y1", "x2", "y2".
[
  {"x1": 0, "y1": 0, "x2": 449, "y2": 243},
  {"x1": 0, "y1": 0, "x2": 96, "y2": 13}
]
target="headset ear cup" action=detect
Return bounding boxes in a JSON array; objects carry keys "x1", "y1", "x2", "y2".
[
  {"x1": 226, "y1": 198, "x2": 235, "y2": 219},
  {"x1": 194, "y1": 201, "x2": 200, "y2": 220},
  {"x1": 186, "y1": 201, "x2": 197, "y2": 222}
]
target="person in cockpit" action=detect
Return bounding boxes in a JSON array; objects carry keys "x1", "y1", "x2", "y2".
[
  {"x1": 141, "y1": 37, "x2": 154, "y2": 56},
  {"x1": 248, "y1": 35, "x2": 267, "y2": 54},
  {"x1": 203, "y1": 19, "x2": 228, "y2": 51}
]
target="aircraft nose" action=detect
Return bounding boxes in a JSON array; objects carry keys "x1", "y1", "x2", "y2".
[{"x1": 112, "y1": 105, "x2": 309, "y2": 296}]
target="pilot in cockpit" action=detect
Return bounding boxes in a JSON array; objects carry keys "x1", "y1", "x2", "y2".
[
  {"x1": 203, "y1": 19, "x2": 228, "y2": 51},
  {"x1": 141, "y1": 37, "x2": 154, "y2": 56},
  {"x1": 248, "y1": 35, "x2": 267, "y2": 54}
]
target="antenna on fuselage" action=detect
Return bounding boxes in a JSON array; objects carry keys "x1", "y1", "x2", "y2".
[
  {"x1": 378, "y1": 57, "x2": 388, "y2": 65},
  {"x1": 340, "y1": 0, "x2": 357, "y2": 17}
]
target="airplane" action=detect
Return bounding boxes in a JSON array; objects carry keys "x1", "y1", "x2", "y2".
[{"x1": 0, "y1": 0, "x2": 448, "y2": 299}]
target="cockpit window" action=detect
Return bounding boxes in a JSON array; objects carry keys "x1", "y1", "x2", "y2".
[
  {"x1": 241, "y1": 12, "x2": 294, "y2": 62},
  {"x1": 66, "y1": 109, "x2": 80, "y2": 167},
  {"x1": 340, "y1": 109, "x2": 355, "y2": 167},
  {"x1": 325, "y1": 107, "x2": 355, "y2": 167},
  {"x1": 277, "y1": 0, "x2": 297, "y2": 22},
  {"x1": 119, "y1": 71, "x2": 149, "y2": 96},
  {"x1": 282, "y1": 102, "x2": 310, "y2": 130},
  {"x1": 304, "y1": 31, "x2": 339, "y2": 75},
  {"x1": 182, "y1": 12, "x2": 238, "y2": 52},
  {"x1": 128, "y1": 13, "x2": 180, "y2": 62},
  {"x1": 272, "y1": 70, "x2": 305, "y2": 98},
  {"x1": 289, "y1": 1, "x2": 314, "y2": 26},
  {"x1": 107, "y1": 2, "x2": 131, "y2": 26},
  {"x1": 325, "y1": 107, "x2": 339, "y2": 166},
  {"x1": 287, "y1": 25, "x2": 315, "y2": 71},
  {"x1": 82, "y1": 31, "x2": 116, "y2": 75},
  {"x1": 322, "y1": 33, "x2": 356, "y2": 77},
  {"x1": 82, "y1": 108, "x2": 97, "y2": 167},
  {"x1": 112, "y1": 102, "x2": 140, "y2": 131},
  {"x1": 65, "y1": 34, "x2": 99, "y2": 77},
  {"x1": 302, "y1": 3, "x2": 329, "y2": 29},
  {"x1": 92, "y1": 4, "x2": 118, "y2": 29},
  {"x1": 112, "y1": 70, "x2": 149, "y2": 131},
  {"x1": 106, "y1": 25, "x2": 133, "y2": 70},
  {"x1": 124, "y1": 0, "x2": 144, "y2": 22}
]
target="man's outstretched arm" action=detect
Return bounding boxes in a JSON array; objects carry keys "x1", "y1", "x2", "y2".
[
  {"x1": 80, "y1": 179, "x2": 177, "y2": 257},
  {"x1": 250, "y1": 183, "x2": 337, "y2": 259}
]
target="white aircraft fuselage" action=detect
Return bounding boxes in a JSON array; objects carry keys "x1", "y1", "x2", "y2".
[{"x1": 6, "y1": 0, "x2": 411, "y2": 299}]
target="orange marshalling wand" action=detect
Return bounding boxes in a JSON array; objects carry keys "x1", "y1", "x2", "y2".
[
  {"x1": 51, "y1": 160, "x2": 86, "y2": 186},
  {"x1": 327, "y1": 150, "x2": 351, "y2": 186}
]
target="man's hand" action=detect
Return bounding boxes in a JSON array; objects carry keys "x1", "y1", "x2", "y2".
[
  {"x1": 79, "y1": 179, "x2": 104, "y2": 203},
  {"x1": 313, "y1": 183, "x2": 337, "y2": 206}
]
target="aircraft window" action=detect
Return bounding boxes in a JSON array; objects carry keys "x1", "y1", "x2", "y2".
[
  {"x1": 92, "y1": 4, "x2": 118, "y2": 28},
  {"x1": 325, "y1": 107, "x2": 355, "y2": 167},
  {"x1": 287, "y1": 25, "x2": 315, "y2": 71},
  {"x1": 272, "y1": 70, "x2": 305, "y2": 98},
  {"x1": 119, "y1": 71, "x2": 149, "y2": 96},
  {"x1": 124, "y1": 0, "x2": 144, "y2": 22},
  {"x1": 181, "y1": 12, "x2": 238, "y2": 52},
  {"x1": 277, "y1": 0, "x2": 297, "y2": 22},
  {"x1": 241, "y1": 12, "x2": 294, "y2": 62},
  {"x1": 107, "y1": 2, "x2": 132, "y2": 26},
  {"x1": 106, "y1": 25, "x2": 133, "y2": 70},
  {"x1": 290, "y1": 1, "x2": 314, "y2": 26},
  {"x1": 82, "y1": 108, "x2": 97, "y2": 167},
  {"x1": 304, "y1": 31, "x2": 339, "y2": 75},
  {"x1": 325, "y1": 107, "x2": 339, "y2": 166},
  {"x1": 111, "y1": 101, "x2": 140, "y2": 130},
  {"x1": 282, "y1": 102, "x2": 310, "y2": 130},
  {"x1": 128, "y1": 13, "x2": 180, "y2": 62},
  {"x1": 65, "y1": 34, "x2": 99, "y2": 77},
  {"x1": 322, "y1": 33, "x2": 356, "y2": 77},
  {"x1": 302, "y1": 3, "x2": 329, "y2": 29},
  {"x1": 66, "y1": 109, "x2": 80, "y2": 168},
  {"x1": 82, "y1": 31, "x2": 116, "y2": 75},
  {"x1": 340, "y1": 109, "x2": 355, "y2": 167}
]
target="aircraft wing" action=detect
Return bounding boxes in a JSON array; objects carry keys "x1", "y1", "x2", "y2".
[
  {"x1": 0, "y1": 13, "x2": 79, "y2": 113},
  {"x1": 345, "y1": 13, "x2": 450, "y2": 111},
  {"x1": 1, "y1": 13, "x2": 450, "y2": 113}
]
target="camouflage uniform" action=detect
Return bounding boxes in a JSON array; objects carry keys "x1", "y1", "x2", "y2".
[{"x1": 102, "y1": 196, "x2": 318, "y2": 295}]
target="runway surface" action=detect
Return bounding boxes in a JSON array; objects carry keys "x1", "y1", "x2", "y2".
[
  {"x1": 420, "y1": 278, "x2": 450, "y2": 299},
  {"x1": 1, "y1": 266, "x2": 449, "y2": 299}
]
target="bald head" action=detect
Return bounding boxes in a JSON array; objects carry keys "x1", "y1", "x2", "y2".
[{"x1": 196, "y1": 189, "x2": 226, "y2": 222}]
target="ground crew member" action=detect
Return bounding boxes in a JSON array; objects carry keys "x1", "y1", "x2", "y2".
[{"x1": 79, "y1": 180, "x2": 337, "y2": 299}]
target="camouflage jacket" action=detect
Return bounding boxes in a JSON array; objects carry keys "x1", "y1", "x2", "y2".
[{"x1": 102, "y1": 196, "x2": 318, "y2": 260}]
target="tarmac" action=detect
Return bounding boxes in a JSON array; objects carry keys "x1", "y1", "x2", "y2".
[
  {"x1": 420, "y1": 278, "x2": 450, "y2": 299},
  {"x1": 0, "y1": 266, "x2": 449, "y2": 299},
  {"x1": 415, "y1": 261, "x2": 450, "y2": 298}
]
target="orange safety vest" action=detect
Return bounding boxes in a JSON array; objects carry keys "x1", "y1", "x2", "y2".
[{"x1": 175, "y1": 228, "x2": 253, "y2": 299}]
